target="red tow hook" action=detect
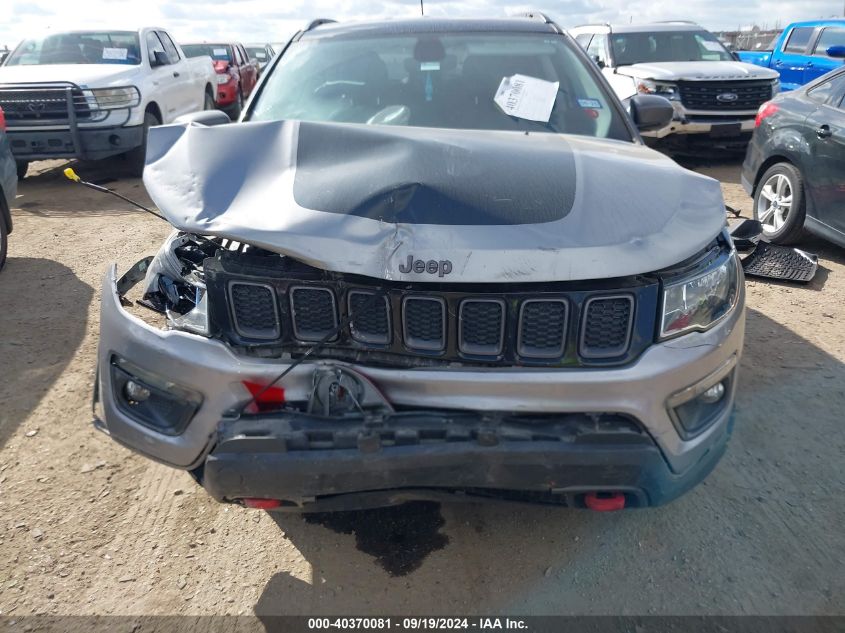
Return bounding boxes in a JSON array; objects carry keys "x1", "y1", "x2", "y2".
[
  {"x1": 584, "y1": 492, "x2": 626, "y2": 511},
  {"x1": 243, "y1": 498, "x2": 282, "y2": 510}
]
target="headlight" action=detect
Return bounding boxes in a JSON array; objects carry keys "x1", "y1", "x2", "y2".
[
  {"x1": 90, "y1": 86, "x2": 141, "y2": 109},
  {"x1": 636, "y1": 79, "x2": 679, "y2": 100},
  {"x1": 216, "y1": 73, "x2": 232, "y2": 85},
  {"x1": 771, "y1": 78, "x2": 781, "y2": 95},
  {"x1": 660, "y1": 253, "x2": 741, "y2": 339}
]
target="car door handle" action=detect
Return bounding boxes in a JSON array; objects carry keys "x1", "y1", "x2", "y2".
[
  {"x1": 774, "y1": 60, "x2": 784, "y2": 66},
  {"x1": 173, "y1": 71, "x2": 180, "y2": 77},
  {"x1": 806, "y1": 61, "x2": 814, "y2": 67},
  {"x1": 817, "y1": 124, "x2": 832, "y2": 139}
]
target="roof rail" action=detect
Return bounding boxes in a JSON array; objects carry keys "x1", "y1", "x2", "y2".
[
  {"x1": 654, "y1": 20, "x2": 700, "y2": 25},
  {"x1": 305, "y1": 18, "x2": 337, "y2": 31},
  {"x1": 521, "y1": 11, "x2": 562, "y2": 33}
]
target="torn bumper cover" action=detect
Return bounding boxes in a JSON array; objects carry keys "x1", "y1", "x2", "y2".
[{"x1": 95, "y1": 264, "x2": 744, "y2": 508}]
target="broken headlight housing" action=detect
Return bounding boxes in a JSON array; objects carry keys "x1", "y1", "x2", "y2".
[
  {"x1": 660, "y1": 250, "x2": 741, "y2": 340},
  {"x1": 141, "y1": 232, "x2": 218, "y2": 336},
  {"x1": 636, "y1": 79, "x2": 679, "y2": 100}
]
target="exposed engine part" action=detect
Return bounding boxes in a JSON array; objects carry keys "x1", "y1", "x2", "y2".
[{"x1": 307, "y1": 365, "x2": 395, "y2": 417}]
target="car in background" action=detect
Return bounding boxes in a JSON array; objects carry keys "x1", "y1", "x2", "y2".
[
  {"x1": 570, "y1": 22, "x2": 780, "y2": 150},
  {"x1": 738, "y1": 20, "x2": 845, "y2": 91},
  {"x1": 742, "y1": 66, "x2": 845, "y2": 248},
  {"x1": 0, "y1": 105, "x2": 18, "y2": 270},
  {"x1": 0, "y1": 28, "x2": 217, "y2": 178},
  {"x1": 183, "y1": 42, "x2": 258, "y2": 118},
  {"x1": 245, "y1": 44, "x2": 275, "y2": 74}
]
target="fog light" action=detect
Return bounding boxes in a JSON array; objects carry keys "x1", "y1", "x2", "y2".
[
  {"x1": 110, "y1": 355, "x2": 202, "y2": 436},
  {"x1": 700, "y1": 382, "x2": 725, "y2": 405},
  {"x1": 125, "y1": 380, "x2": 151, "y2": 403}
]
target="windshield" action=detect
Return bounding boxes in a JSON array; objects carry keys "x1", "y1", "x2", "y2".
[
  {"x1": 246, "y1": 46, "x2": 268, "y2": 61},
  {"x1": 248, "y1": 33, "x2": 631, "y2": 141},
  {"x1": 183, "y1": 44, "x2": 232, "y2": 62},
  {"x1": 610, "y1": 30, "x2": 733, "y2": 65},
  {"x1": 6, "y1": 31, "x2": 141, "y2": 65}
]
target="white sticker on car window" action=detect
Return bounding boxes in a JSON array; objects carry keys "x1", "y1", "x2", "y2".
[
  {"x1": 102, "y1": 47, "x2": 128, "y2": 60},
  {"x1": 213, "y1": 48, "x2": 228, "y2": 56},
  {"x1": 701, "y1": 40, "x2": 726, "y2": 52},
  {"x1": 493, "y1": 74, "x2": 559, "y2": 123},
  {"x1": 420, "y1": 61, "x2": 440, "y2": 71}
]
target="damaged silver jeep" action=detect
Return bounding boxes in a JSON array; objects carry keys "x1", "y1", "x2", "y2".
[{"x1": 95, "y1": 15, "x2": 745, "y2": 511}]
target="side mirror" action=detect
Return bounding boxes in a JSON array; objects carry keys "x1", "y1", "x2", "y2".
[
  {"x1": 826, "y1": 45, "x2": 845, "y2": 59},
  {"x1": 628, "y1": 94, "x2": 674, "y2": 132},
  {"x1": 731, "y1": 51, "x2": 741, "y2": 61},
  {"x1": 174, "y1": 110, "x2": 231, "y2": 126},
  {"x1": 151, "y1": 50, "x2": 169, "y2": 67},
  {"x1": 591, "y1": 55, "x2": 606, "y2": 69}
]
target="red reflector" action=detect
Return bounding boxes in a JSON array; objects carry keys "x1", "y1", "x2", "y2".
[
  {"x1": 0, "y1": 107, "x2": 6, "y2": 132},
  {"x1": 584, "y1": 492, "x2": 626, "y2": 511},
  {"x1": 242, "y1": 381, "x2": 285, "y2": 412},
  {"x1": 243, "y1": 498, "x2": 282, "y2": 509},
  {"x1": 755, "y1": 102, "x2": 779, "y2": 128}
]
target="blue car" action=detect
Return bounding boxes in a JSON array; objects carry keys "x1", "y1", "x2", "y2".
[
  {"x1": 0, "y1": 106, "x2": 17, "y2": 270},
  {"x1": 737, "y1": 20, "x2": 845, "y2": 91}
]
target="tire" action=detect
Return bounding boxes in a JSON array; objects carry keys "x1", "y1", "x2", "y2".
[
  {"x1": 753, "y1": 162, "x2": 807, "y2": 245},
  {"x1": 125, "y1": 111, "x2": 160, "y2": 178},
  {"x1": 0, "y1": 215, "x2": 7, "y2": 271},
  {"x1": 227, "y1": 88, "x2": 243, "y2": 120},
  {"x1": 204, "y1": 90, "x2": 215, "y2": 110},
  {"x1": 16, "y1": 160, "x2": 28, "y2": 181}
]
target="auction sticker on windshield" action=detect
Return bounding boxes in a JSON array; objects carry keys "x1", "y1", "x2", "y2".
[
  {"x1": 102, "y1": 48, "x2": 128, "y2": 60},
  {"x1": 494, "y1": 74, "x2": 559, "y2": 123}
]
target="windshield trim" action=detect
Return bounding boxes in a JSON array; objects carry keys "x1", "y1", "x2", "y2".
[{"x1": 243, "y1": 29, "x2": 638, "y2": 143}]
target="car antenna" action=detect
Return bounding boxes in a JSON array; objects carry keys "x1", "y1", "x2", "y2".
[
  {"x1": 420, "y1": 0, "x2": 424, "y2": 15},
  {"x1": 63, "y1": 167, "x2": 167, "y2": 222}
]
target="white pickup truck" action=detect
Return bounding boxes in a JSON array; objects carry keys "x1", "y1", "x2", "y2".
[{"x1": 0, "y1": 27, "x2": 216, "y2": 177}]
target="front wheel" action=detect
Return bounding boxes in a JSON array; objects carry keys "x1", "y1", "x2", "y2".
[
  {"x1": 753, "y1": 162, "x2": 807, "y2": 245},
  {"x1": 227, "y1": 88, "x2": 243, "y2": 120},
  {"x1": 125, "y1": 111, "x2": 160, "y2": 178},
  {"x1": 204, "y1": 90, "x2": 215, "y2": 110}
]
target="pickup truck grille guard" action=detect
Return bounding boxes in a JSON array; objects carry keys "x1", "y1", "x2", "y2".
[
  {"x1": 0, "y1": 82, "x2": 133, "y2": 157},
  {"x1": 204, "y1": 252, "x2": 659, "y2": 369},
  {"x1": 676, "y1": 79, "x2": 773, "y2": 112}
]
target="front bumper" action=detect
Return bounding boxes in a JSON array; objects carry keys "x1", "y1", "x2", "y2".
[
  {"x1": 640, "y1": 103, "x2": 757, "y2": 141},
  {"x1": 7, "y1": 124, "x2": 144, "y2": 161},
  {"x1": 216, "y1": 81, "x2": 238, "y2": 107},
  {"x1": 95, "y1": 264, "x2": 745, "y2": 505}
]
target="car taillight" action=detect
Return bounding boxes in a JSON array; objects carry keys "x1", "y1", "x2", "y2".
[
  {"x1": 755, "y1": 102, "x2": 779, "y2": 128},
  {"x1": 0, "y1": 106, "x2": 6, "y2": 132}
]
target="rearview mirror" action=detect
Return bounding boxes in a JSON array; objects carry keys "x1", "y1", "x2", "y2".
[
  {"x1": 151, "y1": 50, "x2": 169, "y2": 67},
  {"x1": 174, "y1": 110, "x2": 231, "y2": 126},
  {"x1": 826, "y1": 45, "x2": 845, "y2": 58},
  {"x1": 628, "y1": 94, "x2": 674, "y2": 132}
]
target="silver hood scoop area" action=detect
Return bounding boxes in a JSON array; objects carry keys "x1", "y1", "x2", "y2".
[{"x1": 144, "y1": 120, "x2": 726, "y2": 283}]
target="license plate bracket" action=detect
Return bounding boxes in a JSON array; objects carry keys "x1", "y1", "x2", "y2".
[{"x1": 710, "y1": 123, "x2": 742, "y2": 138}]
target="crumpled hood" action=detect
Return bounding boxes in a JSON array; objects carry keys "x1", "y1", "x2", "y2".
[
  {"x1": 618, "y1": 61, "x2": 779, "y2": 82},
  {"x1": 0, "y1": 64, "x2": 141, "y2": 88},
  {"x1": 144, "y1": 120, "x2": 726, "y2": 283}
]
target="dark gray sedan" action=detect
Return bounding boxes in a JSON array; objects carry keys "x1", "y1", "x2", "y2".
[{"x1": 742, "y1": 66, "x2": 845, "y2": 248}]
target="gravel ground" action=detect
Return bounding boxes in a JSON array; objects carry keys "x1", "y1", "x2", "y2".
[{"x1": 0, "y1": 156, "x2": 843, "y2": 618}]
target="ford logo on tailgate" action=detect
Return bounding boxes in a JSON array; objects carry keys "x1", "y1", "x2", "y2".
[{"x1": 716, "y1": 92, "x2": 739, "y2": 103}]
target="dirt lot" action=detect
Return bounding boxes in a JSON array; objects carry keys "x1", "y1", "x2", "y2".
[{"x1": 0, "y1": 156, "x2": 843, "y2": 618}]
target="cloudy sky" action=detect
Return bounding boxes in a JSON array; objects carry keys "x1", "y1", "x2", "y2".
[{"x1": 2, "y1": 0, "x2": 842, "y2": 48}]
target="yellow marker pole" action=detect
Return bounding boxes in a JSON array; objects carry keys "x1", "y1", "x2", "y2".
[{"x1": 63, "y1": 167, "x2": 81, "y2": 182}]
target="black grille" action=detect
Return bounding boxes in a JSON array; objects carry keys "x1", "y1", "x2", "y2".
[
  {"x1": 348, "y1": 291, "x2": 391, "y2": 345},
  {"x1": 459, "y1": 300, "x2": 504, "y2": 355},
  {"x1": 229, "y1": 283, "x2": 279, "y2": 339},
  {"x1": 0, "y1": 86, "x2": 93, "y2": 123},
  {"x1": 581, "y1": 296, "x2": 634, "y2": 358},
  {"x1": 677, "y1": 80, "x2": 773, "y2": 111},
  {"x1": 290, "y1": 287, "x2": 338, "y2": 341},
  {"x1": 403, "y1": 297, "x2": 446, "y2": 351},
  {"x1": 518, "y1": 300, "x2": 568, "y2": 358}
]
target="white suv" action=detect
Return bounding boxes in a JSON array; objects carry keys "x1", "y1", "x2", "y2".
[{"x1": 569, "y1": 22, "x2": 780, "y2": 148}]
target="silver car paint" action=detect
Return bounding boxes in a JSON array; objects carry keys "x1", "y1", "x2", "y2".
[
  {"x1": 96, "y1": 263, "x2": 745, "y2": 475},
  {"x1": 616, "y1": 61, "x2": 779, "y2": 83},
  {"x1": 142, "y1": 119, "x2": 727, "y2": 284}
]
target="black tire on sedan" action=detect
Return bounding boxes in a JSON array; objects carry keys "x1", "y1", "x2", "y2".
[{"x1": 753, "y1": 162, "x2": 807, "y2": 245}]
